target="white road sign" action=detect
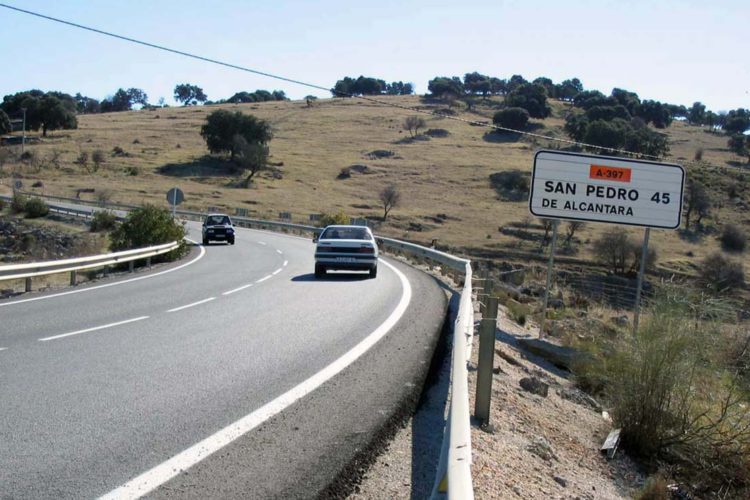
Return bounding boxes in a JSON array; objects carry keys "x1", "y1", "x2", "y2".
[{"x1": 529, "y1": 150, "x2": 685, "y2": 229}]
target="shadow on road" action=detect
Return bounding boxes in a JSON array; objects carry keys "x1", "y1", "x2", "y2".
[
  {"x1": 409, "y1": 283, "x2": 458, "y2": 498},
  {"x1": 290, "y1": 272, "x2": 370, "y2": 282}
]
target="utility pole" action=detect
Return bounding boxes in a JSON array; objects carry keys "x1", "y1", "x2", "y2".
[{"x1": 21, "y1": 107, "x2": 27, "y2": 154}]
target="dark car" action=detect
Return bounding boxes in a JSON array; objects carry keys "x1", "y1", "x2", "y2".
[{"x1": 202, "y1": 213, "x2": 235, "y2": 245}]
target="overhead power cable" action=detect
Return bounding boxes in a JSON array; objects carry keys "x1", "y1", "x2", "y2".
[{"x1": 0, "y1": 2, "x2": 699, "y2": 163}]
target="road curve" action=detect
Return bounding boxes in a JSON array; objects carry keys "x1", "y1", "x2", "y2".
[{"x1": 0, "y1": 222, "x2": 447, "y2": 499}]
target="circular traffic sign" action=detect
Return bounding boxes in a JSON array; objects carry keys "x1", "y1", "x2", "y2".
[{"x1": 166, "y1": 187, "x2": 184, "y2": 206}]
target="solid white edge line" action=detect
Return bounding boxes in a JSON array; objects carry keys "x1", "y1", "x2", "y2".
[
  {"x1": 38, "y1": 316, "x2": 150, "y2": 342},
  {"x1": 221, "y1": 284, "x2": 252, "y2": 296},
  {"x1": 99, "y1": 258, "x2": 411, "y2": 500},
  {"x1": 166, "y1": 297, "x2": 215, "y2": 313},
  {"x1": 256, "y1": 275, "x2": 273, "y2": 283},
  {"x1": 0, "y1": 241, "x2": 206, "y2": 308},
  {"x1": 272, "y1": 269, "x2": 281, "y2": 275}
]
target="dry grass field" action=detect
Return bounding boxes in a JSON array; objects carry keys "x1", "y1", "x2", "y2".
[{"x1": 1, "y1": 95, "x2": 747, "y2": 276}]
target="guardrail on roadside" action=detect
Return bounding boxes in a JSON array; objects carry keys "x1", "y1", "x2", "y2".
[
  {"x1": 0, "y1": 241, "x2": 181, "y2": 291},
  {"x1": 0, "y1": 193, "x2": 476, "y2": 499}
]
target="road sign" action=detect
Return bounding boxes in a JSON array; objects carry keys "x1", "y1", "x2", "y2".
[
  {"x1": 166, "y1": 187, "x2": 184, "y2": 206},
  {"x1": 529, "y1": 150, "x2": 685, "y2": 229}
]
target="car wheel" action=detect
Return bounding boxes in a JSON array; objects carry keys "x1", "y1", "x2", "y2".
[
  {"x1": 369, "y1": 266, "x2": 378, "y2": 278},
  {"x1": 202, "y1": 237, "x2": 209, "y2": 245},
  {"x1": 315, "y1": 264, "x2": 325, "y2": 279},
  {"x1": 228, "y1": 238, "x2": 235, "y2": 245}
]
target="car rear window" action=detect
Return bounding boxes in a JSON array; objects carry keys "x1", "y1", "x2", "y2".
[
  {"x1": 207, "y1": 215, "x2": 230, "y2": 225},
  {"x1": 321, "y1": 228, "x2": 371, "y2": 240}
]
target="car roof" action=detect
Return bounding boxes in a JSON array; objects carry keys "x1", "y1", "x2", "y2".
[
  {"x1": 206, "y1": 213, "x2": 231, "y2": 217},
  {"x1": 323, "y1": 224, "x2": 371, "y2": 230}
]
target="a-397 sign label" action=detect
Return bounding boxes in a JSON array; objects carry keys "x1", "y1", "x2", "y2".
[{"x1": 529, "y1": 150, "x2": 685, "y2": 229}]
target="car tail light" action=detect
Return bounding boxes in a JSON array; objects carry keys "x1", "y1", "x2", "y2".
[{"x1": 359, "y1": 246, "x2": 375, "y2": 254}]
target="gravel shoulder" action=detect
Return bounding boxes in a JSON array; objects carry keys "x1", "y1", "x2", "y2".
[{"x1": 349, "y1": 284, "x2": 644, "y2": 500}]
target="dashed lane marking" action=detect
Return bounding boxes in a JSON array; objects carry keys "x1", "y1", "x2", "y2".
[
  {"x1": 38, "y1": 316, "x2": 150, "y2": 342},
  {"x1": 167, "y1": 298, "x2": 215, "y2": 313},
  {"x1": 222, "y1": 284, "x2": 253, "y2": 296},
  {"x1": 255, "y1": 275, "x2": 273, "y2": 283}
]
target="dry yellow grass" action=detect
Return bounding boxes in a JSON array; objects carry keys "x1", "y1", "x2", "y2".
[{"x1": 1, "y1": 95, "x2": 745, "y2": 274}]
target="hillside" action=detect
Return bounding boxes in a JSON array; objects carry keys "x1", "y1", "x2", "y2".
[{"x1": 1, "y1": 95, "x2": 747, "y2": 277}]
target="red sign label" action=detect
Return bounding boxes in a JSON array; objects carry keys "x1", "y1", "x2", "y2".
[{"x1": 589, "y1": 165, "x2": 632, "y2": 183}]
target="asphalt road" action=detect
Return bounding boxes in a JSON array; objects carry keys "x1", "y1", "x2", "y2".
[{"x1": 0, "y1": 221, "x2": 447, "y2": 499}]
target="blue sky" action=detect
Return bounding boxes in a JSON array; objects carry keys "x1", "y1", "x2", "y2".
[{"x1": 0, "y1": 0, "x2": 747, "y2": 111}]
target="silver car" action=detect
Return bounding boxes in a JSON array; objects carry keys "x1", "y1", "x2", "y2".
[{"x1": 314, "y1": 225, "x2": 378, "y2": 278}]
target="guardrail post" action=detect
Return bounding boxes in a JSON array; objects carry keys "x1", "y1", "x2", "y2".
[
  {"x1": 129, "y1": 261, "x2": 135, "y2": 273},
  {"x1": 70, "y1": 270, "x2": 77, "y2": 286},
  {"x1": 25, "y1": 277, "x2": 32, "y2": 293},
  {"x1": 475, "y1": 294, "x2": 498, "y2": 426},
  {"x1": 146, "y1": 257, "x2": 152, "y2": 268}
]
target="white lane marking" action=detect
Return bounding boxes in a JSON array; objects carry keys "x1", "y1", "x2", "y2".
[
  {"x1": 272, "y1": 269, "x2": 282, "y2": 276},
  {"x1": 99, "y1": 259, "x2": 411, "y2": 500},
  {"x1": 222, "y1": 284, "x2": 253, "y2": 296},
  {"x1": 255, "y1": 275, "x2": 272, "y2": 283},
  {"x1": 276, "y1": 249, "x2": 283, "y2": 255},
  {"x1": 258, "y1": 242, "x2": 267, "y2": 246},
  {"x1": 39, "y1": 316, "x2": 150, "y2": 342},
  {"x1": 283, "y1": 260, "x2": 288, "y2": 267},
  {"x1": 167, "y1": 297, "x2": 215, "y2": 313},
  {"x1": 0, "y1": 242, "x2": 206, "y2": 309},
  {"x1": 0, "y1": 347, "x2": 7, "y2": 352}
]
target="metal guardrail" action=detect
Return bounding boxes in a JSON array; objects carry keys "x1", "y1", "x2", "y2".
[{"x1": 1, "y1": 192, "x2": 476, "y2": 499}]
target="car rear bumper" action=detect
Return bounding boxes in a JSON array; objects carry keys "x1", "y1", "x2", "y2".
[{"x1": 315, "y1": 255, "x2": 378, "y2": 270}]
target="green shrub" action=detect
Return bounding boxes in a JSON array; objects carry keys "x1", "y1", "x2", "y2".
[
  {"x1": 24, "y1": 197, "x2": 49, "y2": 218},
  {"x1": 0, "y1": 198, "x2": 5, "y2": 211},
  {"x1": 505, "y1": 300, "x2": 530, "y2": 326},
  {"x1": 123, "y1": 166, "x2": 140, "y2": 176},
  {"x1": 10, "y1": 192, "x2": 26, "y2": 214},
  {"x1": 606, "y1": 289, "x2": 750, "y2": 492},
  {"x1": 90, "y1": 210, "x2": 118, "y2": 232},
  {"x1": 317, "y1": 211, "x2": 350, "y2": 227},
  {"x1": 700, "y1": 252, "x2": 745, "y2": 293},
  {"x1": 110, "y1": 205, "x2": 187, "y2": 262},
  {"x1": 493, "y1": 107, "x2": 530, "y2": 130},
  {"x1": 720, "y1": 224, "x2": 747, "y2": 253}
]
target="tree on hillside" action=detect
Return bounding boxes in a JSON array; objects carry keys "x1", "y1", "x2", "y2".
[
  {"x1": 556, "y1": 78, "x2": 583, "y2": 101},
  {"x1": 74, "y1": 93, "x2": 100, "y2": 114},
  {"x1": 427, "y1": 76, "x2": 464, "y2": 99},
  {"x1": 688, "y1": 102, "x2": 706, "y2": 125},
  {"x1": 573, "y1": 90, "x2": 616, "y2": 110},
  {"x1": 0, "y1": 109, "x2": 10, "y2": 134},
  {"x1": 200, "y1": 109, "x2": 272, "y2": 160},
  {"x1": 464, "y1": 72, "x2": 491, "y2": 97},
  {"x1": 100, "y1": 88, "x2": 149, "y2": 112},
  {"x1": 332, "y1": 76, "x2": 386, "y2": 97},
  {"x1": 489, "y1": 77, "x2": 508, "y2": 98},
  {"x1": 728, "y1": 134, "x2": 750, "y2": 163},
  {"x1": 379, "y1": 184, "x2": 401, "y2": 221},
  {"x1": 684, "y1": 180, "x2": 711, "y2": 229},
  {"x1": 174, "y1": 83, "x2": 207, "y2": 106},
  {"x1": 723, "y1": 109, "x2": 750, "y2": 135},
  {"x1": 505, "y1": 83, "x2": 551, "y2": 118},
  {"x1": 635, "y1": 100, "x2": 673, "y2": 128},
  {"x1": 493, "y1": 107, "x2": 530, "y2": 130},
  {"x1": 404, "y1": 116, "x2": 426, "y2": 137},
  {"x1": 233, "y1": 135, "x2": 270, "y2": 186},
  {"x1": 611, "y1": 88, "x2": 640, "y2": 116},
  {"x1": 0, "y1": 90, "x2": 77, "y2": 136},
  {"x1": 507, "y1": 74, "x2": 528, "y2": 92},
  {"x1": 532, "y1": 77, "x2": 556, "y2": 99},
  {"x1": 385, "y1": 81, "x2": 414, "y2": 95}
]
